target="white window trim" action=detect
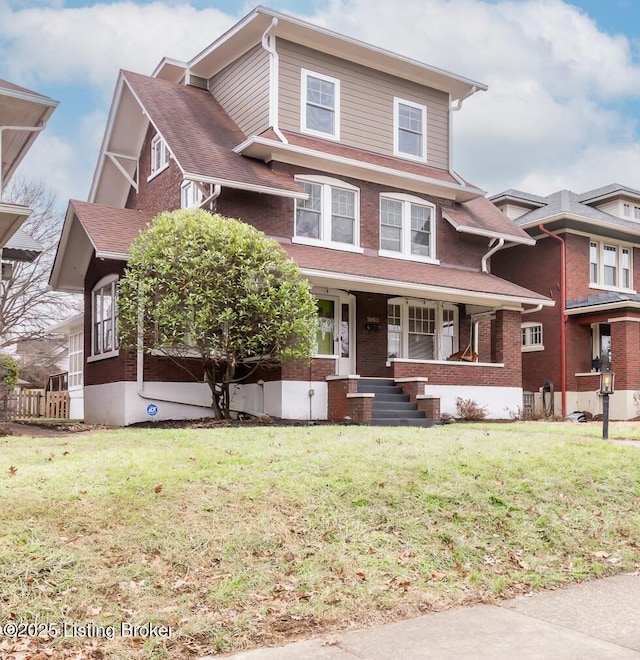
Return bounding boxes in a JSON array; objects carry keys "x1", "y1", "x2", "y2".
[
  {"x1": 68, "y1": 330, "x2": 84, "y2": 389},
  {"x1": 387, "y1": 297, "x2": 458, "y2": 361},
  {"x1": 148, "y1": 134, "x2": 170, "y2": 181},
  {"x1": 293, "y1": 175, "x2": 363, "y2": 252},
  {"x1": 181, "y1": 180, "x2": 205, "y2": 209},
  {"x1": 300, "y1": 69, "x2": 340, "y2": 141},
  {"x1": 378, "y1": 191, "x2": 439, "y2": 264},
  {"x1": 521, "y1": 322, "x2": 544, "y2": 352},
  {"x1": 393, "y1": 97, "x2": 427, "y2": 163},
  {"x1": 88, "y1": 274, "x2": 119, "y2": 362},
  {"x1": 589, "y1": 239, "x2": 634, "y2": 293}
]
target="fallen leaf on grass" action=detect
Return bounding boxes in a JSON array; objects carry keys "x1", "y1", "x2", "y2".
[
  {"x1": 8, "y1": 465, "x2": 17, "y2": 476},
  {"x1": 154, "y1": 483, "x2": 163, "y2": 493}
]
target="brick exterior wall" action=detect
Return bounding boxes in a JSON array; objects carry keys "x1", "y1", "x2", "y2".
[
  {"x1": 327, "y1": 376, "x2": 359, "y2": 421},
  {"x1": 610, "y1": 319, "x2": 640, "y2": 391},
  {"x1": 281, "y1": 358, "x2": 337, "y2": 381}
]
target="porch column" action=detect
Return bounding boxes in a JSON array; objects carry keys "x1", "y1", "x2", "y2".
[
  {"x1": 494, "y1": 309, "x2": 522, "y2": 387},
  {"x1": 609, "y1": 318, "x2": 640, "y2": 391}
]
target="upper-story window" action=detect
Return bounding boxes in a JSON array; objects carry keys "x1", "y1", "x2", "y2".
[
  {"x1": 379, "y1": 193, "x2": 437, "y2": 263},
  {"x1": 394, "y1": 98, "x2": 426, "y2": 162},
  {"x1": 521, "y1": 322, "x2": 544, "y2": 352},
  {"x1": 590, "y1": 240, "x2": 632, "y2": 290},
  {"x1": 294, "y1": 176, "x2": 361, "y2": 252},
  {"x1": 181, "y1": 181, "x2": 204, "y2": 209},
  {"x1": 150, "y1": 134, "x2": 170, "y2": 177},
  {"x1": 624, "y1": 203, "x2": 631, "y2": 217},
  {"x1": 634, "y1": 206, "x2": 640, "y2": 220},
  {"x1": 301, "y1": 69, "x2": 340, "y2": 140},
  {"x1": 90, "y1": 275, "x2": 118, "y2": 361}
]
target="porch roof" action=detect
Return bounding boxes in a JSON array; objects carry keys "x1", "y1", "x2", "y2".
[
  {"x1": 281, "y1": 241, "x2": 552, "y2": 308},
  {"x1": 566, "y1": 291, "x2": 640, "y2": 316}
]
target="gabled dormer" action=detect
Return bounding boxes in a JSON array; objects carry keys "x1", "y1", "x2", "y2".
[{"x1": 577, "y1": 184, "x2": 640, "y2": 222}]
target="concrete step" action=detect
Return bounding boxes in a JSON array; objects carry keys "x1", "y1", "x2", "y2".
[
  {"x1": 372, "y1": 400, "x2": 418, "y2": 412},
  {"x1": 369, "y1": 418, "x2": 436, "y2": 427},
  {"x1": 371, "y1": 409, "x2": 425, "y2": 420}
]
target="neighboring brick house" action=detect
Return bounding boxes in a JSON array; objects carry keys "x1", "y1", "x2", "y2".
[
  {"x1": 0, "y1": 79, "x2": 57, "y2": 266},
  {"x1": 49, "y1": 7, "x2": 551, "y2": 426},
  {"x1": 492, "y1": 184, "x2": 640, "y2": 420}
]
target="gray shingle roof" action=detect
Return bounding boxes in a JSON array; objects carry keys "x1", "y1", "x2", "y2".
[{"x1": 567, "y1": 291, "x2": 640, "y2": 310}]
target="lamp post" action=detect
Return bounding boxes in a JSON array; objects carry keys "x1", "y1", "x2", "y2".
[{"x1": 599, "y1": 369, "x2": 615, "y2": 440}]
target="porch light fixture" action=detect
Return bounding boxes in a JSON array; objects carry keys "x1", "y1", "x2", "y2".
[
  {"x1": 599, "y1": 369, "x2": 615, "y2": 395},
  {"x1": 598, "y1": 369, "x2": 615, "y2": 440}
]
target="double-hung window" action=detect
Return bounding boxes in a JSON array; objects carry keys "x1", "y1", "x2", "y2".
[
  {"x1": 91, "y1": 275, "x2": 118, "y2": 360},
  {"x1": 394, "y1": 98, "x2": 426, "y2": 161},
  {"x1": 590, "y1": 240, "x2": 632, "y2": 290},
  {"x1": 150, "y1": 134, "x2": 169, "y2": 177},
  {"x1": 521, "y1": 322, "x2": 544, "y2": 352},
  {"x1": 379, "y1": 193, "x2": 437, "y2": 262},
  {"x1": 301, "y1": 69, "x2": 340, "y2": 140},
  {"x1": 294, "y1": 176, "x2": 361, "y2": 251},
  {"x1": 387, "y1": 299, "x2": 457, "y2": 361}
]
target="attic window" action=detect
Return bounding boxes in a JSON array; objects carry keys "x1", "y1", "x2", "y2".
[
  {"x1": 394, "y1": 98, "x2": 426, "y2": 162},
  {"x1": 301, "y1": 69, "x2": 340, "y2": 140},
  {"x1": 150, "y1": 134, "x2": 170, "y2": 178}
]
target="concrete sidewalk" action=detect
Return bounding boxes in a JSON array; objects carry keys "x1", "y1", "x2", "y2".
[{"x1": 219, "y1": 573, "x2": 640, "y2": 659}]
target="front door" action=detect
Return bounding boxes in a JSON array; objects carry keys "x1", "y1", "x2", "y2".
[{"x1": 315, "y1": 291, "x2": 356, "y2": 375}]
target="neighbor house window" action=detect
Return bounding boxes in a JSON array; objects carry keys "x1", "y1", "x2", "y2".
[
  {"x1": 68, "y1": 331, "x2": 83, "y2": 388},
  {"x1": 181, "y1": 181, "x2": 204, "y2": 209},
  {"x1": 590, "y1": 240, "x2": 633, "y2": 290},
  {"x1": 634, "y1": 206, "x2": 640, "y2": 220},
  {"x1": 623, "y1": 203, "x2": 631, "y2": 217},
  {"x1": 379, "y1": 193, "x2": 436, "y2": 261},
  {"x1": 387, "y1": 298, "x2": 457, "y2": 360},
  {"x1": 521, "y1": 322, "x2": 543, "y2": 352},
  {"x1": 150, "y1": 134, "x2": 169, "y2": 176},
  {"x1": 91, "y1": 275, "x2": 118, "y2": 358},
  {"x1": 301, "y1": 69, "x2": 340, "y2": 139},
  {"x1": 294, "y1": 176, "x2": 360, "y2": 250},
  {"x1": 394, "y1": 98, "x2": 426, "y2": 161}
]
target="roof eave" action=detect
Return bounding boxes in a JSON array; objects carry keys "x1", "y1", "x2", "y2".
[
  {"x1": 300, "y1": 267, "x2": 554, "y2": 308},
  {"x1": 235, "y1": 136, "x2": 485, "y2": 203},
  {"x1": 524, "y1": 212, "x2": 640, "y2": 238},
  {"x1": 189, "y1": 6, "x2": 486, "y2": 102},
  {"x1": 183, "y1": 172, "x2": 306, "y2": 200},
  {"x1": 442, "y1": 210, "x2": 536, "y2": 246}
]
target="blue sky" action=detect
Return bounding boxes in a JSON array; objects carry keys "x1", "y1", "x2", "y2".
[{"x1": 2, "y1": 0, "x2": 640, "y2": 207}]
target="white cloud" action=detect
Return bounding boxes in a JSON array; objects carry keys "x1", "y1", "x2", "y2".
[
  {"x1": 3, "y1": 0, "x2": 640, "y2": 201},
  {"x1": 312, "y1": 0, "x2": 640, "y2": 194}
]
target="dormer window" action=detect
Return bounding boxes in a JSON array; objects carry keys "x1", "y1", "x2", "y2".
[
  {"x1": 301, "y1": 70, "x2": 340, "y2": 140},
  {"x1": 150, "y1": 134, "x2": 169, "y2": 177},
  {"x1": 394, "y1": 98, "x2": 426, "y2": 162}
]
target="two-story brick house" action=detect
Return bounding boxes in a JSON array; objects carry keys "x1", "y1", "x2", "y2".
[
  {"x1": 492, "y1": 184, "x2": 640, "y2": 420},
  {"x1": 49, "y1": 6, "x2": 551, "y2": 426}
]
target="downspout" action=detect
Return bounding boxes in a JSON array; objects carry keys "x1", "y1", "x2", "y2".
[
  {"x1": 521, "y1": 303, "x2": 543, "y2": 315},
  {"x1": 199, "y1": 183, "x2": 221, "y2": 210},
  {"x1": 481, "y1": 238, "x2": 504, "y2": 273},
  {"x1": 0, "y1": 124, "x2": 46, "y2": 201},
  {"x1": 539, "y1": 224, "x2": 566, "y2": 418},
  {"x1": 261, "y1": 18, "x2": 288, "y2": 144}
]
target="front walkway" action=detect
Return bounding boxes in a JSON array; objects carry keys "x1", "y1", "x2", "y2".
[{"x1": 218, "y1": 574, "x2": 640, "y2": 659}]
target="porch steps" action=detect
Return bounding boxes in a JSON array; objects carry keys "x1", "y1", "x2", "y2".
[{"x1": 357, "y1": 379, "x2": 435, "y2": 427}]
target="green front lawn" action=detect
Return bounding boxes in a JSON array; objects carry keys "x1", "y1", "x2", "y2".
[{"x1": 1, "y1": 421, "x2": 639, "y2": 658}]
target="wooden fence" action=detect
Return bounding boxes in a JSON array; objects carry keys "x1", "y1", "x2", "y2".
[{"x1": 0, "y1": 389, "x2": 70, "y2": 420}]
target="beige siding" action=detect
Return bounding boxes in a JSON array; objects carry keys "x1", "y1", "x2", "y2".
[
  {"x1": 593, "y1": 200, "x2": 622, "y2": 217},
  {"x1": 209, "y1": 45, "x2": 270, "y2": 137},
  {"x1": 278, "y1": 40, "x2": 450, "y2": 169},
  {"x1": 502, "y1": 203, "x2": 531, "y2": 220}
]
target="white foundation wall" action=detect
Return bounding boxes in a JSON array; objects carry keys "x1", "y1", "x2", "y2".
[
  {"x1": 68, "y1": 387, "x2": 84, "y2": 420},
  {"x1": 426, "y1": 385, "x2": 523, "y2": 419},
  {"x1": 230, "y1": 380, "x2": 328, "y2": 420},
  {"x1": 85, "y1": 380, "x2": 330, "y2": 426},
  {"x1": 570, "y1": 390, "x2": 639, "y2": 420},
  {"x1": 85, "y1": 382, "x2": 215, "y2": 426}
]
